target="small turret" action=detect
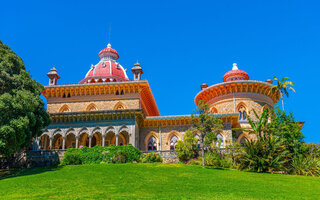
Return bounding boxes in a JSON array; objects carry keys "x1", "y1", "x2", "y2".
[
  {"x1": 131, "y1": 61, "x2": 143, "y2": 81},
  {"x1": 47, "y1": 66, "x2": 60, "y2": 85}
]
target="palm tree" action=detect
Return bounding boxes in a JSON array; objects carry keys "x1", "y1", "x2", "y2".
[{"x1": 271, "y1": 76, "x2": 295, "y2": 111}]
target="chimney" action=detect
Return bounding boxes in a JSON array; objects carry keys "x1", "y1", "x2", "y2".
[
  {"x1": 265, "y1": 79, "x2": 273, "y2": 84},
  {"x1": 200, "y1": 83, "x2": 208, "y2": 90}
]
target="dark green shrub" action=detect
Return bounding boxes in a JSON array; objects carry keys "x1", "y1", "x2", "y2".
[
  {"x1": 61, "y1": 145, "x2": 142, "y2": 165},
  {"x1": 141, "y1": 152, "x2": 162, "y2": 163}
]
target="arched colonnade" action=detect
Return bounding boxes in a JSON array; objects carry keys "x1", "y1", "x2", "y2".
[{"x1": 39, "y1": 125, "x2": 132, "y2": 150}]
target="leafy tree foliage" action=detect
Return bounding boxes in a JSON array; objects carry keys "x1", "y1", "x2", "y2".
[
  {"x1": 175, "y1": 130, "x2": 199, "y2": 162},
  {"x1": 191, "y1": 100, "x2": 223, "y2": 167},
  {"x1": 0, "y1": 41, "x2": 50, "y2": 157},
  {"x1": 267, "y1": 107, "x2": 304, "y2": 156}
]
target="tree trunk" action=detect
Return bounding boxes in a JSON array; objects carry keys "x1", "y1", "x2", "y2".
[
  {"x1": 202, "y1": 147, "x2": 205, "y2": 168},
  {"x1": 281, "y1": 94, "x2": 285, "y2": 112}
]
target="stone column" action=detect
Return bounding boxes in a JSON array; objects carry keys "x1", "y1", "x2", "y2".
[
  {"x1": 62, "y1": 137, "x2": 66, "y2": 150},
  {"x1": 159, "y1": 125, "x2": 162, "y2": 151},
  {"x1": 89, "y1": 136, "x2": 92, "y2": 148},
  {"x1": 102, "y1": 135, "x2": 105, "y2": 147},
  {"x1": 49, "y1": 137, "x2": 53, "y2": 150},
  {"x1": 116, "y1": 134, "x2": 119, "y2": 146},
  {"x1": 75, "y1": 136, "x2": 79, "y2": 148},
  {"x1": 223, "y1": 123, "x2": 233, "y2": 146}
]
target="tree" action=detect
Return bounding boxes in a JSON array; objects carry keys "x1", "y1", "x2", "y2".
[
  {"x1": 267, "y1": 107, "x2": 304, "y2": 157},
  {"x1": 175, "y1": 130, "x2": 199, "y2": 162},
  {"x1": 271, "y1": 76, "x2": 295, "y2": 111},
  {"x1": 237, "y1": 108, "x2": 290, "y2": 172},
  {"x1": 191, "y1": 101, "x2": 223, "y2": 168},
  {"x1": 0, "y1": 40, "x2": 50, "y2": 158}
]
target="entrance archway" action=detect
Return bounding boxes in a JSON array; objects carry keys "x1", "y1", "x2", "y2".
[
  {"x1": 39, "y1": 134, "x2": 50, "y2": 150},
  {"x1": 66, "y1": 133, "x2": 76, "y2": 148},
  {"x1": 105, "y1": 131, "x2": 115, "y2": 146},
  {"x1": 79, "y1": 132, "x2": 89, "y2": 148},
  {"x1": 52, "y1": 134, "x2": 63, "y2": 149},
  {"x1": 92, "y1": 132, "x2": 102, "y2": 147}
]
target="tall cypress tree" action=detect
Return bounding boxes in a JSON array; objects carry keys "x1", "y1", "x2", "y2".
[{"x1": 0, "y1": 40, "x2": 50, "y2": 157}]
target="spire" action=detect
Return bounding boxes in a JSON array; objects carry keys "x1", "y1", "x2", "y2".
[
  {"x1": 132, "y1": 60, "x2": 143, "y2": 81},
  {"x1": 47, "y1": 66, "x2": 60, "y2": 85},
  {"x1": 232, "y1": 63, "x2": 238, "y2": 70}
]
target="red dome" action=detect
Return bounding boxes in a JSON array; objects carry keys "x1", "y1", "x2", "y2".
[
  {"x1": 78, "y1": 44, "x2": 129, "y2": 84},
  {"x1": 223, "y1": 63, "x2": 249, "y2": 82},
  {"x1": 98, "y1": 46, "x2": 119, "y2": 59}
]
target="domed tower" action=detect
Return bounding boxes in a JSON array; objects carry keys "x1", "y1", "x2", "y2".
[
  {"x1": 78, "y1": 43, "x2": 129, "y2": 84},
  {"x1": 195, "y1": 63, "x2": 280, "y2": 143}
]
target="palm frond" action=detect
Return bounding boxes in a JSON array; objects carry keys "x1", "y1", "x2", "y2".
[
  {"x1": 280, "y1": 77, "x2": 290, "y2": 82},
  {"x1": 288, "y1": 86, "x2": 295, "y2": 93}
]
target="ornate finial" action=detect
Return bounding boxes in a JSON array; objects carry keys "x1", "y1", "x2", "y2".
[
  {"x1": 136, "y1": 60, "x2": 140, "y2": 65},
  {"x1": 232, "y1": 63, "x2": 238, "y2": 70},
  {"x1": 107, "y1": 43, "x2": 111, "y2": 48},
  {"x1": 51, "y1": 66, "x2": 57, "y2": 72}
]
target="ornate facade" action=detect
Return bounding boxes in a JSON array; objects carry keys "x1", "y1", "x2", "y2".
[{"x1": 37, "y1": 43, "x2": 280, "y2": 151}]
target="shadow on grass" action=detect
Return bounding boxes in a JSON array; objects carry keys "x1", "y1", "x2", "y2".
[
  {"x1": 204, "y1": 166, "x2": 230, "y2": 170},
  {"x1": 0, "y1": 165, "x2": 62, "y2": 180}
]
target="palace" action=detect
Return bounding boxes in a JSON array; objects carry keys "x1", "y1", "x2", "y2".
[{"x1": 38, "y1": 43, "x2": 280, "y2": 151}]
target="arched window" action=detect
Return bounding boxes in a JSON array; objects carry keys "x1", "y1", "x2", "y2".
[
  {"x1": 238, "y1": 105, "x2": 247, "y2": 121},
  {"x1": 215, "y1": 134, "x2": 224, "y2": 148},
  {"x1": 170, "y1": 135, "x2": 178, "y2": 150},
  {"x1": 114, "y1": 102, "x2": 125, "y2": 110},
  {"x1": 147, "y1": 136, "x2": 157, "y2": 151},
  {"x1": 240, "y1": 137, "x2": 248, "y2": 147},
  {"x1": 86, "y1": 103, "x2": 97, "y2": 111},
  {"x1": 59, "y1": 104, "x2": 70, "y2": 113},
  {"x1": 211, "y1": 107, "x2": 218, "y2": 113},
  {"x1": 195, "y1": 134, "x2": 200, "y2": 149}
]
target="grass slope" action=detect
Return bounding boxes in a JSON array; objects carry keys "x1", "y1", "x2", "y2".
[{"x1": 0, "y1": 163, "x2": 319, "y2": 200}]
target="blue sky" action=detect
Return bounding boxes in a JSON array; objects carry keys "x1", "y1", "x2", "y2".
[{"x1": 1, "y1": 0, "x2": 319, "y2": 142}]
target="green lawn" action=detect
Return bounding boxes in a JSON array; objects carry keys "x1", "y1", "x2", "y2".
[{"x1": 0, "y1": 164, "x2": 319, "y2": 200}]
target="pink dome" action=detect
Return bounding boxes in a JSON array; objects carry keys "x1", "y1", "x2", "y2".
[
  {"x1": 79, "y1": 44, "x2": 129, "y2": 84},
  {"x1": 223, "y1": 63, "x2": 249, "y2": 82}
]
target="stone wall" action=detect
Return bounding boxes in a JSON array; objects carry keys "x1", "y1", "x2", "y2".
[
  {"x1": 140, "y1": 125, "x2": 191, "y2": 151},
  {"x1": 209, "y1": 94, "x2": 273, "y2": 120},
  {"x1": 47, "y1": 99, "x2": 140, "y2": 113}
]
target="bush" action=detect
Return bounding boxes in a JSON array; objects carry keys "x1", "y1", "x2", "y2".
[
  {"x1": 175, "y1": 130, "x2": 199, "y2": 162},
  {"x1": 204, "y1": 151, "x2": 234, "y2": 168},
  {"x1": 111, "y1": 151, "x2": 128, "y2": 163},
  {"x1": 238, "y1": 135, "x2": 289, "y2": 173},
  {"x1": 141, "y1": 152, "x2": 162, "y2": 163},
  {"x1": 187, "y1": 158, "x2": 202, "y2": 165},
  {"x1": 290, "y1": 155, "x2": 320, "y2": 176},
  {"x1": 61, "y1": 145, "x2": 142, "y2": 165},
  {"x1": 60, "y1": 151, "x2": 82, "y2": 165}
]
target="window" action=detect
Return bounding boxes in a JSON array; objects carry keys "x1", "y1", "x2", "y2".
[
  {"x1": 170, "y1": 135, "x2": 178, "y2": 150},
  {"x1": 195, "y1": 134, "x2": 200, "y2": 149},
  {"x1": 215, "y1": 134, "x2": 224, "y2": 148},
  {"x1": 238, "y1": 105, "x2": 247, "y2": 121},
  {"x1": 147, "y1": 136, "x2": 157, "y2": 151}
]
